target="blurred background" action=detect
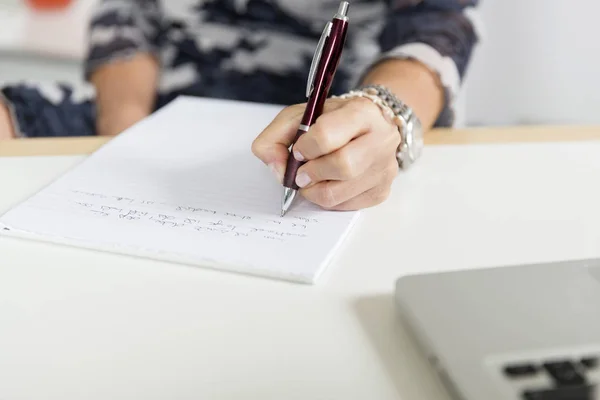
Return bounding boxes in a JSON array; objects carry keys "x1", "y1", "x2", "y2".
[
  {"x1": 1, "y1": 0, "x2": 599, "y2": 127},
  {"x1": 460, "y1": 0, "x2": 600, "y2": 127}
]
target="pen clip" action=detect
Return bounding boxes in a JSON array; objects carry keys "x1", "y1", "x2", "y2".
[{"x1": 306, "y1": 21, "x2": 333, "y2": 98}]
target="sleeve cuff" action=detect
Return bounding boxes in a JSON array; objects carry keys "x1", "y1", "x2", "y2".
[
  {"x1": 378, "y1": 43, "x2": 461, "y2": 102},
  {"x1": 84, "y1": 44, "x2": 158, "y2": 82},
  {"x1": 358, "y1": 42, "x2": 463, "y2": 127},
  {"x1": 84, "y1": 3, "x2": 162, "y2": 81}
]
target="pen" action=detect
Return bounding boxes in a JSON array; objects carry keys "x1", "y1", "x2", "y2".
[{"x1": 280, "y1": 1, "x2": 350, "y2": 217}]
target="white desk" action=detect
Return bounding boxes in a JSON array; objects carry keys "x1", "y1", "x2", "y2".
[{"x1": 2, "y1": 140, "x2": 600, "y2": 400}]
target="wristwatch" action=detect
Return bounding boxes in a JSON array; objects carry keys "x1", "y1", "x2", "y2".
[{"x1": 356, "y1": 84, "x2": 424, "y2": 169}]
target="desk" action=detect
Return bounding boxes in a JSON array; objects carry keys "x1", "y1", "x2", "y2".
[
  {"x1": 3, "y1": 125, "x2": 600, "y2": 157},
  {"x1": 2, "y1": 128, "x2": 600, "y2": 400}
]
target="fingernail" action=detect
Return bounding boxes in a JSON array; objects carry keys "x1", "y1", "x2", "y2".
[
  {"x1": 295, "y1": 172, "x2": 311, "y2": 188},
  {"x1": 269, "y1": 163, "x2": 283, "y2": 184},
  {"x1": 293, "y1": 150, "x2": 305, "y2": 161}
]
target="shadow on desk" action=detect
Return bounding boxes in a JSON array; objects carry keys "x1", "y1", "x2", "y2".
[{"x1": 353, "y1": 294, "x2": 452, "y2": 400}]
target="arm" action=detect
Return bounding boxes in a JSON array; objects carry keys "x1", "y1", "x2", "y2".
[
  {"x1": 253, "y1": 0, "x2": 480, "y2": 211},
  {"x1": 362, "y1": 0, "x2": 480, "y2": 129},
  {"x1": 91, "y1": 54, "x2": 159, "y2": 137},
  {"x1": 361, "y1": 59, "x2": 444, "y2": 131},
  {"x1": 85, "y1": 0, "x2": 164, "y2": 136}
]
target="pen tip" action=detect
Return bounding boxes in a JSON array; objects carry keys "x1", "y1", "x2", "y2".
[{"x1": 280, "y1": 187, "x2": 297, "y2": 217}]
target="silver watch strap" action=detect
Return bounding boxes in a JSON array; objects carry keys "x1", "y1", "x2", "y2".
[{"x1": 355, "y1": 84, "x2": 423, "y2": 169}]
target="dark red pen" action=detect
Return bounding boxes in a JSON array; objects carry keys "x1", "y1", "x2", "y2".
[{"x1": 280, "y1": 1, "x2": 350, "y2": 216}]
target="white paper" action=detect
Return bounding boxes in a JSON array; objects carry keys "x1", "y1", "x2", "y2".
[{"x1": 0, "y1": 97, "x2": 359, "y2": 283}]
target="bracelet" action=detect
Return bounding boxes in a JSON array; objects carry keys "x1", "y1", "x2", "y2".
[{"x1": 334, "y1": 87, "x2": 398, "y2": 128}]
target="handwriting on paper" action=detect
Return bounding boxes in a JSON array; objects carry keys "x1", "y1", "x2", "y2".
[{"x1": 68, "y1": 190, "x2": 319, "y2": 242}]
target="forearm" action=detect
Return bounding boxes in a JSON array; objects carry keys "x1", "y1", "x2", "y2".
[
  {"x1": 361, "y1": 59, "x2": 444, "y2": 130},
  {"x1": 90, "y1": 53, "x2": 160, "y2": 136}
]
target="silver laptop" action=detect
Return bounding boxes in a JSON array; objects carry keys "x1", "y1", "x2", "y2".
[{"x1": 395, "y1": 259, "x2": 600, "y2": 400}]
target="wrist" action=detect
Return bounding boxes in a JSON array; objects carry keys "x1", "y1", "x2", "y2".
[{"x1": 360, "y1": 59, "x2": 443, "y2": 130}]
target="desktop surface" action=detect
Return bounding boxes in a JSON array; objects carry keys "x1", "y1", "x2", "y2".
[{"x1": 2, "y1": 128, "x2": 600, "y2": 399}]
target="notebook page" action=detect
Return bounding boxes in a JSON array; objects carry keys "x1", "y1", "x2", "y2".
[{"x1": 0, "y1": 97, "x2": 359, "y2": 283}]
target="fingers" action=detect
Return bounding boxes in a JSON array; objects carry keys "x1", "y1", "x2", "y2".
[
  {"x1": 251, "y1": 104, "x2": 306, "y2": 177},
  {"x1": 292, "y1": 97, "x2": 382, "y2": 162},
  {"x1": 327, "y1": 184, "x2": 393, "y2": 211},
  {"x1": 251, "y1": 99, "x2": 350, "y2": 181},
  {"x1": 294, "y1": 133, "x2": 375, "y2": 186},
  {"x1": 294, "y1": 122, "x2": 399, "y2": 187},
  {"x1": 300, "y1": 161, "x2": 398, "y2": 210}
]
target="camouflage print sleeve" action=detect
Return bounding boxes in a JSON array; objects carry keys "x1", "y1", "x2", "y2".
[
  {"x1": 374, "y1": 0, "x2": 481, "y2": 127},
  {"x1": 84, "y1": 0, "x2": 165, "y2": 80}
]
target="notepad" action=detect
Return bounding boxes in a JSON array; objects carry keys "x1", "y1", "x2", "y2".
[{"x1": 0, "y1": 97, "x2": 359, "y2": 283}]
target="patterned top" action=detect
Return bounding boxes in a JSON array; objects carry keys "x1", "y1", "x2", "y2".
[{"x1": 85, "y1": 0, "x2": 480, "y2": 126}]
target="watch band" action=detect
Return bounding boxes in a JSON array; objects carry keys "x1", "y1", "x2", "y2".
[{"x1": 335, "y1": 84, "x2": 423, "y2": 169}]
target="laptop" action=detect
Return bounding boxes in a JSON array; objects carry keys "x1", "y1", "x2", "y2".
[{"x1": 395, "y1": 259, "x2": 600, "y2": 400}]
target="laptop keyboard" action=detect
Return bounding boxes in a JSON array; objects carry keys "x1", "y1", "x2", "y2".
[
  {"x1": 503, "y1": 357, "x2": 598, "y2": 400},
  {"x1": 543, "y1": 361, "x2": 587, "y2": 386},
  {"x1": 523, "y1": 385, "x2": 594, "y2": 400}
]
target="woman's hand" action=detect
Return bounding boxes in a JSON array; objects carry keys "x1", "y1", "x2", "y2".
[{"x1": 252, "y1": 97, "x2": 400, "y2": 211}]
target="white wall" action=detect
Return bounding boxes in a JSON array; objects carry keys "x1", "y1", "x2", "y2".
[{"x1": 463, "y1": 0, "x2": 600, "y2": 126}]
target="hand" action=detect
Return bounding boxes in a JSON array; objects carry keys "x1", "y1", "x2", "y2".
[
  {"x1": 252, "y1": 97, "x2": 401, "y2": 210},
  {"x1": 0, "y1": 102, "x2": 15, "y2": 140},
  {"x1": 96, "y1": 105, "x2": 149, "y2": 137}
]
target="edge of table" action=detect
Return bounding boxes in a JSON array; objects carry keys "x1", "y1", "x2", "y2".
[{"x1": 2, "y1": 126, "x2": 600, "y2": 157}]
